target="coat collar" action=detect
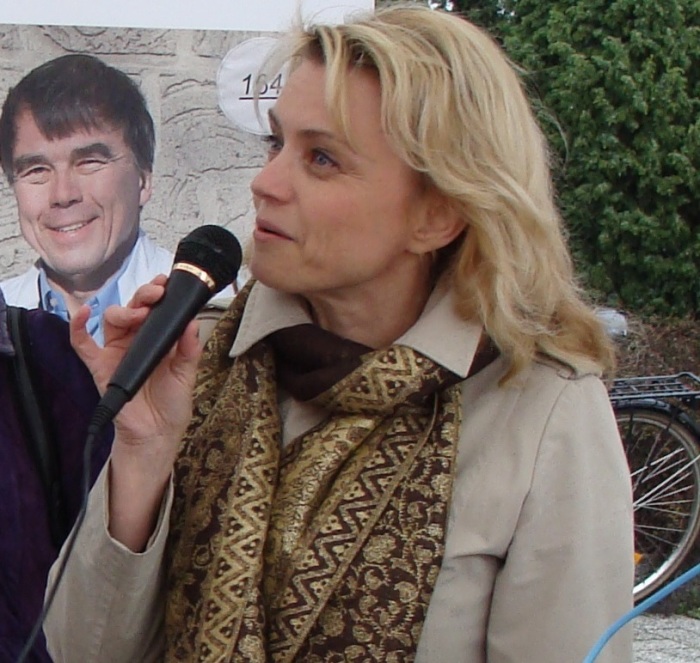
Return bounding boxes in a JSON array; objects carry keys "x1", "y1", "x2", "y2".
[{"x1": 229, "y1": 280, "x2": 484, "y2": 379}]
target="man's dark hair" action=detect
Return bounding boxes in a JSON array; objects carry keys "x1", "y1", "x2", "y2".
[{"x1": 0, "y1": 53, "x2": 155, "y2": 182}]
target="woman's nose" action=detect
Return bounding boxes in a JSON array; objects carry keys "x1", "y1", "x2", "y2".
[{"x1": 250, "y1": 151, "x2": 293, "y2": 203}]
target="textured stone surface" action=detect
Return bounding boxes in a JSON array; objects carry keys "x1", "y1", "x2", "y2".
[
  {"x1": 0, "y1": 25, "x2": 22, "y2": 50},
  {"x1": 0, "y1": 24, "x2": 262, "y2": 274},
  {"x1": 634, "y1": 615, "x2": 700, "y2": 662}
]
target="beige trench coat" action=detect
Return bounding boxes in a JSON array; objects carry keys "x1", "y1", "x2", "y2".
[{"x1": 45, "y1": 283, "x2": 634, "y2": 663}]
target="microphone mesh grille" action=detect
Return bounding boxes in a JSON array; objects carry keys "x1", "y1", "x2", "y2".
[{"x1": 174, "y1": 225, "x2": 242, "y2": 293}]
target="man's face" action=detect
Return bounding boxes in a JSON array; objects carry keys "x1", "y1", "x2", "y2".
[{"x1": 11, "y1": 110, "x2": 152, "y2": 292}]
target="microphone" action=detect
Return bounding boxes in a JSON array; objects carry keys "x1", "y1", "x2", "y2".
[{"x1": 91, "y1": 225, "x2": 241, "y2": 428}]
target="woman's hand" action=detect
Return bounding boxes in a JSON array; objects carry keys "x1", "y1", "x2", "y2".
[
  {"x1": 70, "y1": 275, "x2": 202, "y2": 447},
  {"x1": 70, "y1": 275, "x2": 203, "y2": 550}
]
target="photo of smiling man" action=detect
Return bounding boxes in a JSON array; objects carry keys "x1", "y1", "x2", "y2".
[{"x1": 0, "y1": 54, "x2": 174, "y2": 345}]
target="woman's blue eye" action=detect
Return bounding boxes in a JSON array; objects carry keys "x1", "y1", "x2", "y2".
[{"x1": 311, "y1": 150, "x2": 335, "y2": 167}]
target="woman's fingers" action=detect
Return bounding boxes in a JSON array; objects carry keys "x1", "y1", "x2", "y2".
[
  {"x1": 69, "y1": 278, "x2": 169, "y2": 392},
  {"x1": 69, "y1": 275, "x2": 203, "y2": 438},
  {"x1": 175, "y1": 319, "x2": 202, "y2": 363},
  {"x1": 69, "y1": 305, "x2": 107, "y2": 389},
  {"x1": 125, "y1": 276, "x2": 167, "y2": 310}
]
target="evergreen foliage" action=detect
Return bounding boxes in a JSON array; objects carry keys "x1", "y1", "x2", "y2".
[{"x1": 439, "y1": 0, "x2": 700, "y2": 315}]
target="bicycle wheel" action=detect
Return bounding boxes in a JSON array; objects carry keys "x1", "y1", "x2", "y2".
[{"x1": 615, "y1": 403, "x2": 700, "y2": 601}]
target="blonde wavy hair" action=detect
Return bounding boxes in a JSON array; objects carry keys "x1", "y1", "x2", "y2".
[{"x1": 268, "y1": 4, "x2": 614, "y2": 380}]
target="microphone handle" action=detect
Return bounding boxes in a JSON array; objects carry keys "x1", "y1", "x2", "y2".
[{"x1": 99, "y1": 270, "x2": 212, "y2": 417}]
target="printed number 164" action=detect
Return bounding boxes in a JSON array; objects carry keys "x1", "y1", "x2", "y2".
[{"x1": 242, "y1": 73, "x2": 283, "y2": 97}]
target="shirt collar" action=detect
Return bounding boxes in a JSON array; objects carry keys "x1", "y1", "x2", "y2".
[
  {"x1": 37, "y1": 245, "x2": 134, "y2": 346},
  {"x1": 230, "y1": 281, "x2": 484, "y2": 378}
]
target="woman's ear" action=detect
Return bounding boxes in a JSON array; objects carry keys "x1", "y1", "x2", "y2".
[{"x1": 408, "y1": 190, "x2": 464, "y2": 255}]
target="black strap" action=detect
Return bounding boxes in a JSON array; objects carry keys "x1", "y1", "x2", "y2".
[{"x1": 7, "y1": 305, "x2": 70, "y2": 548}]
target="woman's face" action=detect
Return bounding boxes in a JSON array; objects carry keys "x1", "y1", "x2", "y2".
[{"x1": 249, "y1": 58, "x2": 429, "y2": 306}]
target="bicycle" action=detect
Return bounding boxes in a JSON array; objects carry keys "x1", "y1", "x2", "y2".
[{"x1": 608, "y1": 372, "x2": 700, "y2": 601}]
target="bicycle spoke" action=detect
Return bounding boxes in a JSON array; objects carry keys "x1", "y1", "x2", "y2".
[
  {"x1": 614, "y1": 403, "x2": 700, "y2": 601},
  {"x1": 639, "y1": 451, "x2": 697, "y2": 485},
  {"x1": 636, "y1": 506, "x2": 692, "y2": 521},
  {"x1": 636, "y1": 523, "x2": 687, "y2": 536},
  {"x1": 635, "y1": 480, "x2": 697, "y2": 510}
]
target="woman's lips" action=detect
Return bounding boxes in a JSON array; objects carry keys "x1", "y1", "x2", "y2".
[{"x1": 255, "y1": 219, "x2": 293, "y2": 240}]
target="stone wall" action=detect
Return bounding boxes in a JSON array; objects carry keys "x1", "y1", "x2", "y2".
[{"x1": 0, "y1": 23, "x2": 266, "y2": 278}]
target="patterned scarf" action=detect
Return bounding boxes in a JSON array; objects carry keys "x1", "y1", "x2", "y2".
[{"x1": 164, "y1": 284, "x2": 468, "y2": 662}]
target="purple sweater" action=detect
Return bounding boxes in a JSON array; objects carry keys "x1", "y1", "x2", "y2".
[{"x1": 0, "y1": 294, "x2": 112, "y2": 662}]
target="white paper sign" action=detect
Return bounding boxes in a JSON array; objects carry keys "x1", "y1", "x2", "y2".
[
  {"x1": 217, "y1": 38, "x2": 285, "y2": 135},
  {"x1": 0, "y1": 0, "x2": 374, "y2": 31}
]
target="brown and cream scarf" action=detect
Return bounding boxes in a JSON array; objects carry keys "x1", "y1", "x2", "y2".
[{"x1": 164, "y1": 283, "x2": 472, "y2": 662}]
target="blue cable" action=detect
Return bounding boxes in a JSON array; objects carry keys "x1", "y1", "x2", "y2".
[{"x1": 582, "y1": 561, "x2": 700, "y2": 662}]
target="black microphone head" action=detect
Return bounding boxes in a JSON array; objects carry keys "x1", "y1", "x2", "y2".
[{"x1": 174, "y1": 225, "x2": 242, "y2": 294}]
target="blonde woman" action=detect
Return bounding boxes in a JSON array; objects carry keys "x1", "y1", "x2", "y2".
[{"x1": 45, "y1": 6, "x2": 633, "y2": 662}]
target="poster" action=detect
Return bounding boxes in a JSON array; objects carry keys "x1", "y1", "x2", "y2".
[
  {"x1": 0, "y1": 0, "x2": 373, "y2": 31},
  {"x1": 0, "y1": 0, "x2": 373, "y2": 275}
]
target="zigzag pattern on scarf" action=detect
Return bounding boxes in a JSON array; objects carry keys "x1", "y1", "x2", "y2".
[
  {"x1": 266, "y1": 404, "x2": 452, "y2": 662},
  {"x1": 165, "y1": 284, "x2": 463, "y2": 662}
]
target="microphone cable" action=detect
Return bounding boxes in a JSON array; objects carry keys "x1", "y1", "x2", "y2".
[{"x1": 582, "y1": 561, "x2": 700, "y2": 662}]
